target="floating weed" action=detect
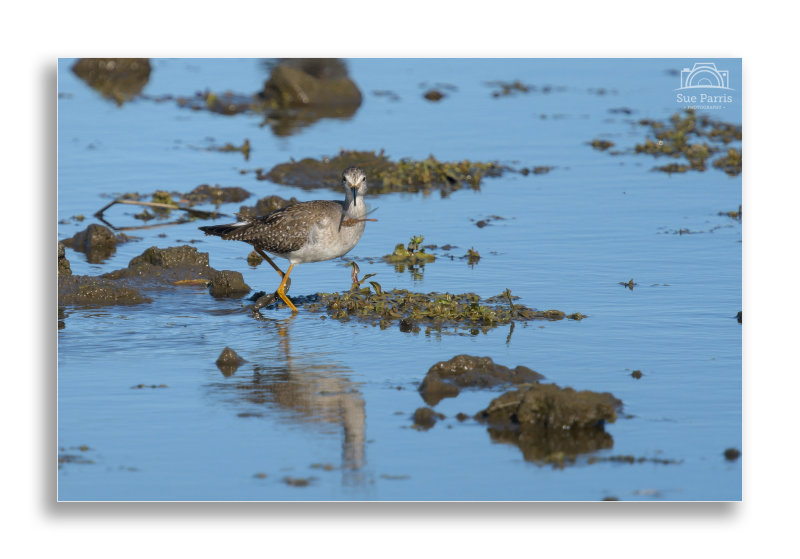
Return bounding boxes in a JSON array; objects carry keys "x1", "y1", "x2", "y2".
[
  {"x1": 207, "y1": 139, "x2": 251, "y2": 160},
  {"x1": 629, "y1": 110, "x2": 741, "y2": 176},
  {"x1": 384, "y1": 235, "x2": 436, "y2": 264},
  {"x1": 259, "y1": 150, "x2": 507, "y2": 196},
  {"x1": 303, "y1": 289, "x2": 584, "y2": 335}
]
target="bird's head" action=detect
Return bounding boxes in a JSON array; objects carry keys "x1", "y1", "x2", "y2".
[{"x1": 342, "y1": 166, "x2": 367, "y2": 205}]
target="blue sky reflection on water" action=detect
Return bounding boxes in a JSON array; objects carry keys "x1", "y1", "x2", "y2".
[{"x1": 57, "y1": 58, "x2": 741, "y2": 501}]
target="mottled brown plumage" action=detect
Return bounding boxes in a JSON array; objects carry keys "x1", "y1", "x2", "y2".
[{"x1": 199, "y1": 167, "x2": 370, "y2": 313}]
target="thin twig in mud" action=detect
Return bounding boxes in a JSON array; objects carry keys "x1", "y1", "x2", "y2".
[
  {"x1": 96, "y1": 214, "x2": 189, "y2": 232},
  {"x1": 93, "y1": 198, "x2": 229, "y2": 231}
]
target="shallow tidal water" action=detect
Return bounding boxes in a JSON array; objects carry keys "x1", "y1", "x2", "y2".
[{"x1": 57, "y1": 58, "x2": 741, "y2": 501}]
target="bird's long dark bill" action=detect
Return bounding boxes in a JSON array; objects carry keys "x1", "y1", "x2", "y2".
[{"x1": 352, "y1": 187, "x2": 358, "y2": 205}]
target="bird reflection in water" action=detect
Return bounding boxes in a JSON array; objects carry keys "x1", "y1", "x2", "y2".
[{"x1": 209, "y1": 316, "x2": 367, "y2": 486}]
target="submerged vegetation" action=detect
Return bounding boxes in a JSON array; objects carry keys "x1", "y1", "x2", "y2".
[
  {"x1": 257, "y1": 149, "x2": 506, "y2": 196},
  {"x1": 634, "y1": 110, "x2": 742, "y2": 176},
  {"x1": 384, "y1": 235, "x2": 436, "y2": 265},
  {"x1": 589, "y1": 109, "x2": 741, "y2": 176},
  {"x1": 302, "y1": 288, "x2": 583, "y2": 335}
]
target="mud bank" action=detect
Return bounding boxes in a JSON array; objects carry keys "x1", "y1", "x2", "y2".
[
  {"x1": 170, "y1": 59, "x2": 362, "y2": 136},
  {"x1": 71, "y1": 58, "x2": 151, "y2": 106},
  {"x1": 58, "y1": 245, "x2": 249, "y2": 308},
  {"x1": 476, "y1": 383, "x2": 622, "y2": 467},
  {"x1": 419, "y1": 355, "x2": 545, "y2": 406},
  {"x1": 60, "y1": 224, "x2": 132, "y2": 263},
  {"x1": 257, "y1": 149, "x2": 506, "y2": 196},
  {"x1": 302, "y1": 288, "x2": 583, "y2": 335}
]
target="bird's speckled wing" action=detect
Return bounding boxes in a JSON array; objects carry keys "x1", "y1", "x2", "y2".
[{"x1": 224, "y1": 200, "x2": 345, "y2": 254}]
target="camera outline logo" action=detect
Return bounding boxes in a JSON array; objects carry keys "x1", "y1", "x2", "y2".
[{"x1": 676, "y1": 62, "x2": 732, "y2": 90}]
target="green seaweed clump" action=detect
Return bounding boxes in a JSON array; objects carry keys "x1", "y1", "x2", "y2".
[
  {"x1": 260, "y1": 150, "x2": 505, "y2": 196},
  {"x1": 151, "y1": 190, "x2": 177, "y2": 215},
  {"x1": 303, "y1": 288, "x2": 583, "y2": 335},
  {"x1": 385, "y1": 235, "x2": 436, "y2": 264},
  {"x1": 712, "y1": 148, "x2": 742, "y2": 176},
  {"x1": 632, "y1": 110, "x2": 741, "y2": 176},
  {"x1": 209, "y1": 139, "x2": 251, "y2": 160},
  {"x1": 384, "y1": 235, "x2": 435, "y2": 280}
]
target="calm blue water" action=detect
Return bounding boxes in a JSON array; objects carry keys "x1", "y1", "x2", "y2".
[{"x1": 57, "y1": 58, "x2": 741, "y2": 500}]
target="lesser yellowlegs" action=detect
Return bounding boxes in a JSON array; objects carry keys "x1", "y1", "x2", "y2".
[{"x1": 200, "y1": 166, "x2": 370, "y2": 312}]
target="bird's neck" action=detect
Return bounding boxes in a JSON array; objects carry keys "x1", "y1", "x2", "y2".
[{"x1": 345, "y1": 197, "x2": 366, "y2": 217}]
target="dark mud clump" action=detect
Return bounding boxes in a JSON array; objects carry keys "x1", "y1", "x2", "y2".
[
  {"x1": 58, "y1": 275, "x2": 151, "y2": 307},
  {"x1": 590, "y1": 139, "x2": 615, "y2": 151},
  {"x1": 207, "y1": 139, "x2": 251, "y2": 160},
  {"x1": 57, "y1": 242, "x2": 153, "y2": 307},
  {"x1": 587, "y1": 455, "x2": 681, "y2": 465},
  {"x1": 258, "y1": 149, "x2": 505, "y2": 196},
  {"x1": 58, "y1": 445, "x2": 95, "y2": 469},
  {"x1": 419, "y1": 355, "x2": 545, "y2": 406},
  {"x1": 182, "y1": 184, "x2": 251, "y2": 206},
  {"x1": 719, "y1": 205, "x2": 742, "y2": 221},
  {"x1": 631, "y1": 370, "x2": 643, "y2": 379},
  {"x1": 216, "y1": 347, "x2": 247, "y2": 376},
  {"x1": 171, "y1": 59, "x2": 362, "y2": 137},
  {"x1": 61, "y1": 223, "x2": 131, "y2": 263},
  {"x1": 631, "y1": 110, "x2": 742, "y2": 176},
  {"x1": 487, "y1": 80, "x2": 530, "y2": 97},
  {"x1": 475, "y1": 383, "x2": 622, "y2": 467},
  {"x1": 71, "y1": 58, "x2": 151, "y2": 106},
  {"x1": 283, "y1": 476, "x2": 315, "y2": 487},
  {"x1": 412, "y1": 407, "x2": 445, "y2": 430},
  {"x1": 59, "y1": 245, "x2": 234, "y2": 307},
  {"x1": 208, "y1": 270, "x2": 251, "y2": 298},
  {"x1": 303, "y1": 288, "x2": 582, "y2": 335},
  {"x1": 423, "y1": 89, "x2": 445, "y2": 101},
  {"x1": 724, "y1": 448, "x2": 741, "y2": 461},
  {"x1": 58, "y1": 242, "x2": 72, "y2": 276},
  {"x1": 247, "y1": 251, "x2": 263, "y2": 266},
  {"x1": 103, "y1": 245, "x2": 215, "y2": 283},
  {"x1": 237, "y1": 194, "x2": 299, "y2": 219},
  {"x1": 262, "y1": 58, "x2": 362, "y2": 110}
]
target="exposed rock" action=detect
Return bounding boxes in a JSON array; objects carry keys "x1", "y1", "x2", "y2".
[
  {"x1": 412, "y1": 407, "x2": 445, "y2": 430},
  {"x1": 58, "y1": 275, "x2": 151, "y2": 306},
  {"x1": 71, "y1": 58, "x2": 151, "y2": 105},
  {"x1": 183, "y1": 184, "x2": 251, "y2": 205},
  {"x1": 216, "y1": 347, "x2": 247, "y2": 376},
  {"x1": 103, "y1": 245, "x2": 214, "y2": 283},
  {"x1": 419, "y1": 355, "x2": 544, "y2": 406},
  {"x1": 262, "y1": 59, "x2": 362, "y2": 109},
  {"x1": 61, "y1": 224, "x2": 127, "y2": 263},
  {"x1": 58, "y1": 242, "x2": 72, "y2": 276},
  {"x1": 208, "y1": 270, "x2": 251, "y2": 298},
  {"x1": 237, "y1": 194, "x2": 299, "y2": 218},
  {"x1": 475, "y1": 383, "x2": 622, "y2": 466}
]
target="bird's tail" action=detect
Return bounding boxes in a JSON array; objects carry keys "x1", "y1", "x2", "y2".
[{"x1": 198, "y1": 220, "x2": 251, "y2": 239}]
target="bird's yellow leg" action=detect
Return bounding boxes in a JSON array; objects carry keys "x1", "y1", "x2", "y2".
[
  {"x1": 254, "y1": 248, "x2": 286, "y2": 279},
  {"x1": 276, "y1": 263, "x2": 298, "y2": 313}
]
